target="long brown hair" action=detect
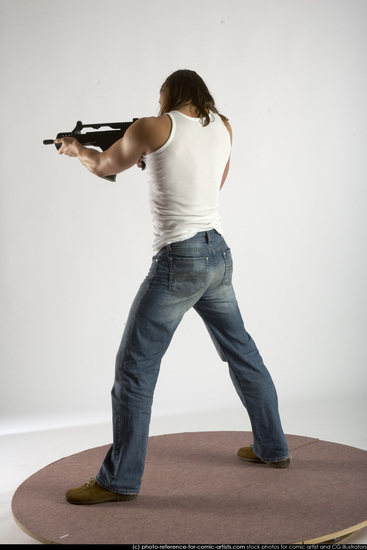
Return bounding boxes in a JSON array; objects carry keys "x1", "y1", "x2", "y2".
[{"x1": 159, "y1": 69, "x2": 227, "y2": 127}]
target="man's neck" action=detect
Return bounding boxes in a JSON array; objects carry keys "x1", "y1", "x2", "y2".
[{"x1": 177, "y1": 104, "x2": 199, "y2": 118}]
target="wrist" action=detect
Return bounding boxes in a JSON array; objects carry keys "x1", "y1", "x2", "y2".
[{"x1": 75, "y1": 140, "x2": 85, "y2": 157}]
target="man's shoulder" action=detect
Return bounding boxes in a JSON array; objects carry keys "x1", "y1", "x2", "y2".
[
  {"x1": 134, "y1": 114, "x2": 171, "y2": 130},
  {"x1": 132, "y1": 115, "x2": 172, "y2": 155}
]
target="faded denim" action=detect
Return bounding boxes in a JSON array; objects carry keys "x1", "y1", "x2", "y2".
[{"x1": 96, "y1": 230, "x2": 289, "y2": 494}]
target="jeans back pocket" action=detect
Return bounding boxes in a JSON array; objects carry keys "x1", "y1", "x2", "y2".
[{"x1": 169, "y1": 255, "x2": 209, "y2": 297}]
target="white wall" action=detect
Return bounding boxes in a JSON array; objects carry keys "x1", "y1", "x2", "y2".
[{"x1": 1, "y1": 0, "x2": 366, "y2": 434}]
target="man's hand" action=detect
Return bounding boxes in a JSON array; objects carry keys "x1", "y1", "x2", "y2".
[
  {"x1": 136, "y1": 155, "x2": 145, "y2": 169},
  {"x1": 54, "y1": 137, "x2": 80, "y2": 157}
]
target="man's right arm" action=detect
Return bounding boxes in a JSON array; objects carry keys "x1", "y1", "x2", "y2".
[{"x1": 55, "y1": 116, "x2": 172, "y2": 179}]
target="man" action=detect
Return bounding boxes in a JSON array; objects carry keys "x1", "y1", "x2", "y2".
[{"x1": 56, "y1": 69, "x2": 290, "y2": 505}]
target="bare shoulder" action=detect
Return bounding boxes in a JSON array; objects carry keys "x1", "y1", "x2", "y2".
[{"x1": 129, "y1": 115, "x2": 172, "y2": 154}]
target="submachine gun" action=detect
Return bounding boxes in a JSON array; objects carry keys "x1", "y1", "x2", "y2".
[{"x1": 43, "y1": 119, "x2": 143, "y2": 181}]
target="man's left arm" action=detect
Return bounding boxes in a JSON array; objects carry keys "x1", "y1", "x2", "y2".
[{"x1": 220, "y1": 120, "x2": 232, "y2": 189}]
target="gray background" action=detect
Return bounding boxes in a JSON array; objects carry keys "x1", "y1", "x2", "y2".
[{"x1": 1, "y1": 0, "x2": 366, "y2": 434}]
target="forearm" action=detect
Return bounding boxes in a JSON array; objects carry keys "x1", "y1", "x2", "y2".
[
  {"x1": 55, "y1": 137, "x2": 106, "y2": 177},
  {"x1": 56, "y1": 135, "x2": 139, "y2": 178},
  {"x1": 75, "y1": 143, "x2": 105, "y2": 177}
]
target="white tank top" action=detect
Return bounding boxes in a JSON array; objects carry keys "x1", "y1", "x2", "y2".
[{"x1": 143, "y1": 110, "x2": 231, "y2": 253}]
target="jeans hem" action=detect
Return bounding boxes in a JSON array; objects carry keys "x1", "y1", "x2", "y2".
[
  {"x1": 263, "y1": 455, "x2": 290, "y2": 464},
  {"x1": 252, "y1": 443, "x2": 290, "y2": 464},
  {"x1": 95, "y1": 474, "x2": 140, "y2": 495}
]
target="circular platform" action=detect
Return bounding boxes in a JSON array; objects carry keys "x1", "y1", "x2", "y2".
[{"x1": 12, "y1": 432, "x2": 367, "y2": 544}]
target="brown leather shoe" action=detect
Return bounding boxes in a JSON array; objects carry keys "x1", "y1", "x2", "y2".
[
  {"x1": 65, "y1": 478, "x2": 138, "y2": 505},
  {"x1": 237, "y1": 444, "x2": 291, "y2": 469}
]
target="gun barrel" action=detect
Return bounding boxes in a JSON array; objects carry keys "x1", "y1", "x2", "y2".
[{"x1": 43, "y1": 139, "x2": 55, "y2": 145}]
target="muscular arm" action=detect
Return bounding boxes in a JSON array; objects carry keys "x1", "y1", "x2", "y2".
[
  {"x1": 55, "y1": 116, "x2": 171, "y2": 178},
  {"x1": 75, "y1": 122, "x2": 144, "y2": 177}
]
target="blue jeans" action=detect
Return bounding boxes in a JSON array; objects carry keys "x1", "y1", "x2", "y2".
[{"x1": 95, "y1": 230, "x2": 289, "y2": 494}]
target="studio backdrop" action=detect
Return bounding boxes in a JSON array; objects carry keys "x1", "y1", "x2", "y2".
[{"x1": 1, "y1": 0, "x2": 366, "y2": 434}]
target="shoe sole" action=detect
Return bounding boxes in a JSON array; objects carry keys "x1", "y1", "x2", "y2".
[
  {"x1": 268, "y1": 458, "x2": 291, "y2": 469},
  {"x1": 238, "y1": 456, "x2": 265, "y2": 464},
  {"x1": 238, "y1": 456, "x2": 291, "y2": 469},
  {"x1": 65, "y1": 493, "x2": 138, "y2": 505}
]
